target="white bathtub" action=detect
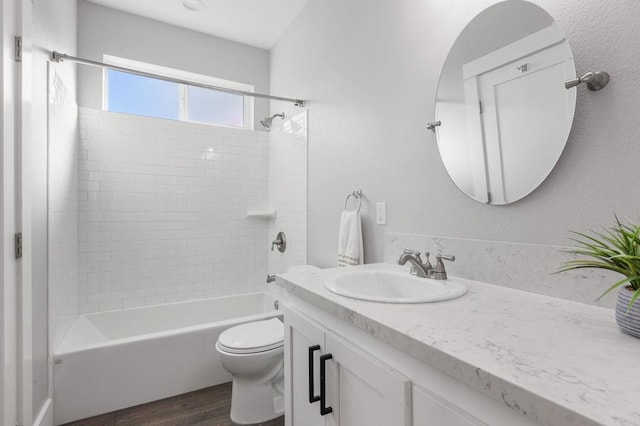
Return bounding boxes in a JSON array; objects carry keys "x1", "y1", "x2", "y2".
[{"x1": 53, "y1": 292, "x2": 280, "y2": 425}]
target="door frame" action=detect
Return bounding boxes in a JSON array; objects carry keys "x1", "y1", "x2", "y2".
[
  {"x1": 0, "y1": 0, "x2": 19, "y2": 424},
  {"x1": 1, "y1": 0, "x2": 34, "y2": 424},
  {"x1": 16, "y1": 0, "x2": 34, "y2": 422}
]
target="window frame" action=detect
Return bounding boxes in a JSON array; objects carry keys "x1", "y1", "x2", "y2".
[{"x1": 102, "y1": 55, "x2": 254, "y2": 130}]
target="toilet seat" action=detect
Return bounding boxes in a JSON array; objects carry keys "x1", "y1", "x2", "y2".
[{"x1": 218, "y1": 318, "x2": 284, "y2": 354}]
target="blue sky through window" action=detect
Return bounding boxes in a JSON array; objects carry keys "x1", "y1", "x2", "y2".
[{"x1": 107, "y1": 70, "x2": 180, "y2": 120}]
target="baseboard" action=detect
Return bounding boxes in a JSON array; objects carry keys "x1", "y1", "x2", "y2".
[{"x1": 33, "y1": 398, "x2": 53, "y2": 426}]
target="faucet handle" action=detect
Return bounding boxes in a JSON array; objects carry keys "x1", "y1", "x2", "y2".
[
  {"x1": 433, "y1": 254, "x2": 455, "y2": 280},
  {"x1": 271, "y1": 232, "x2": 286, "y2": 252},
  {"x1": 435, "y1": 254, "x2": 455, "y2": 262}
]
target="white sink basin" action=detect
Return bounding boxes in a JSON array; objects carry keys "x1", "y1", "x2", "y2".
[{"x1": 324, "y1": 269, "x2": 467, "y2": 303}]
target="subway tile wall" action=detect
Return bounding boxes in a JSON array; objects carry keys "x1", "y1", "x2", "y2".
[
  {"x1": 78, "y1": 108, "x2": 270, "y2": 313},
  {"x1": 49, "y1": 70, "x2": 79, "y2": 350},
  {"x1": 268, "y1": 109, "x2": 308, "y2": 275}
]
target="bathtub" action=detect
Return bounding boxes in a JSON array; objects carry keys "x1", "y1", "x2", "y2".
[{"x1": 53, "y1": 292, "x2": 280, "y2": 425}]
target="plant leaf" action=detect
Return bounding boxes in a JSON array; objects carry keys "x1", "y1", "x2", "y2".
[
  {"x1": 596, "y1": 275, "x2": 640, "y2": 301},
  {"x1": 627, "y1": 287, "x2": 640, "y2": 314},
  {"x1": 560, "y1": 217, "x2": 640, "y2": 293}
]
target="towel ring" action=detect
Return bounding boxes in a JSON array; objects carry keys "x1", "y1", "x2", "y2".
[{"x1": 344, "y1": 189, "x2": 363, "y2": 213}]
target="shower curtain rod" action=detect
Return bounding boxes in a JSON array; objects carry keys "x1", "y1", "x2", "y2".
[{"x1": 50, "y1": 51, "x2": 305, "y2": 107}]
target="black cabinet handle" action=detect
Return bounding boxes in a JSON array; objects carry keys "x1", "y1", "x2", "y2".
[
  {"x1": 308, "y1": 345, "x2": 321, "y2": 403},
  {"x1": 319, "y1": 353, "x2": 333, "y2": 415}
]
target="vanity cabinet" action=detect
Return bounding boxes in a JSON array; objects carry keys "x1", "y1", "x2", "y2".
[
  {"x1": 279, "y1": 294, "x2": 539, "y2": 426},
  {"x1": 412, "y1": 385, "x2": 480, "y2": 426},
  {"x1": 284, "y1": 307, "x2": 411, "y2": 426}
]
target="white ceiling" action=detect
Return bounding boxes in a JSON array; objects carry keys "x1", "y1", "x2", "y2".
[{"x1": 84, "y1": 0, "x2": 310, "y2": 49}]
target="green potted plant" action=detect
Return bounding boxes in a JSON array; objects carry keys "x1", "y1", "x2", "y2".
[{"x1": 559, "y1": 217, "x2": 640, "y2": 338}]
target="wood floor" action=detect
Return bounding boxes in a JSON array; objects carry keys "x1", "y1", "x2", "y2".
[{"x1": 62, "y1": 382, "x2": 284, "y2": 426}]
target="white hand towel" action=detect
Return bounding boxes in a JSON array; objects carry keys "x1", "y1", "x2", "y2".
[{"x1": 337, "y1": 210, "x2": 364, "y2": 267}]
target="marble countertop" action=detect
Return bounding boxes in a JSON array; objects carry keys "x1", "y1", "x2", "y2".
[{"x1": 275, "y1": 263, "x2": 640, "y2": 426}]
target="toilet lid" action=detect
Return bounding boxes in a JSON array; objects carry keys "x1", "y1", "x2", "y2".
[{"x1": 218, "y1": 318, "x2": 284, "y2": 354}]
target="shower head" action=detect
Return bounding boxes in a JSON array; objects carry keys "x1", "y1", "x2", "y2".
[{"x1": 260, "y1": 112, "x2": 285, "y2": 129}]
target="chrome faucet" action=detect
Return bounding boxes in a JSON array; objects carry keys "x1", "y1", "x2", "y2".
[
  {"x1": 397, "y1": 249, "x2": 456, "y2": 280},
  {"x1": 397, "y1": 249, "x2": 433, "y2": 278}
]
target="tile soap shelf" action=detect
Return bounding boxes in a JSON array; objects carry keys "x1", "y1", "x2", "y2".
[{"x1": 247, "y1": 210, "x2": 277, "y2": 219}]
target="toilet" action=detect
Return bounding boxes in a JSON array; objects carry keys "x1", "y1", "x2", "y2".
[{"x1": 216, "y1": 317, "x2": 285, "y2": 424}]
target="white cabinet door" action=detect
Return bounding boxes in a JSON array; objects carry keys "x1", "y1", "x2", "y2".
[
  {"x1": 324, "y1": 333, "x2": 411, "y2": 426},
  {"x1": 285, "y1": 307, "x2": 411, "y2": 426},
  {"x1": 285, "y1": 308, "x2": 327, "y2": 426},
  {"x1": 413, "y1": 385, "x2": 483, "y2": 426}
]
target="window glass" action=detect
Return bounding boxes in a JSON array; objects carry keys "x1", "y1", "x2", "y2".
[
  {"x1": 187, "y1": 86, "x2": 244, "y2": 127},
  {"x1": 107, "y1": 70, "x2": 180, "y2": 120},
  {"x1": 104, "y1": 58, "x2": 252, "y2": 129}
]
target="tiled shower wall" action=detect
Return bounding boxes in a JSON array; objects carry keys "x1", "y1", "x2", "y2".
[
  {"x1": 78, "y1": 108, "x2": 269, "y2": 313},
  {"x1": 49, "y1": 69, "x2": 79, "y2": 350},
  {"x1": 268, "y1": 109, "x2": 308, "y2": 275}
]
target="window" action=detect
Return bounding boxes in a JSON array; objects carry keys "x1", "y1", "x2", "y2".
[
  {"x1": 103, "y1": 56, "x2": 254, "y2": 129},
  {"x1": 186, "y1": 85, "x2": 244, "y2": 128},
  {"x1": 107, "y1": 70, "x2": 181, "y2": 121}
]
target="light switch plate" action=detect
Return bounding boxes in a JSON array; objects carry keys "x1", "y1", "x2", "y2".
[{"x1": 376, "y1": 202, "x2": 386, "y2": 225}]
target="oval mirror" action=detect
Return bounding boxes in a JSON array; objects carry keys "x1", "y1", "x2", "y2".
[{"x1": 434, "y1": 0, "x2": 576, "y2": 205}]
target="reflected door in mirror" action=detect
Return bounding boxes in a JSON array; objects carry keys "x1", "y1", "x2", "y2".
[{"x1": 434, "y1": 0, "x2": 576, "y2": 205}]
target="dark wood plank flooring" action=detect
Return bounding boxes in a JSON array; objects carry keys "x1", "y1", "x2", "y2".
[{"x1": 62, "y1": 382, "x2": 284, "y2": 426}]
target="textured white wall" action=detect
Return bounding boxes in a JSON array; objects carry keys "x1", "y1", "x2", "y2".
[
  {"x1": 268, "y1": 107, "x2": 308, "y2": 275},
  {"x1": 77, "y1": 108, "x2": 269, "y2": 313},
  {"x1": 271, "y1": 0, "x2": 640, "y2": 268},
  {"x1": 77, "y1": 0, "x2": 270, "y2": 131}
]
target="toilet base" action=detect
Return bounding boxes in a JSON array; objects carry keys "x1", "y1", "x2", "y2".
[{"x1": 229, "y1": 376, "x2": 284, "y2": 425}]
